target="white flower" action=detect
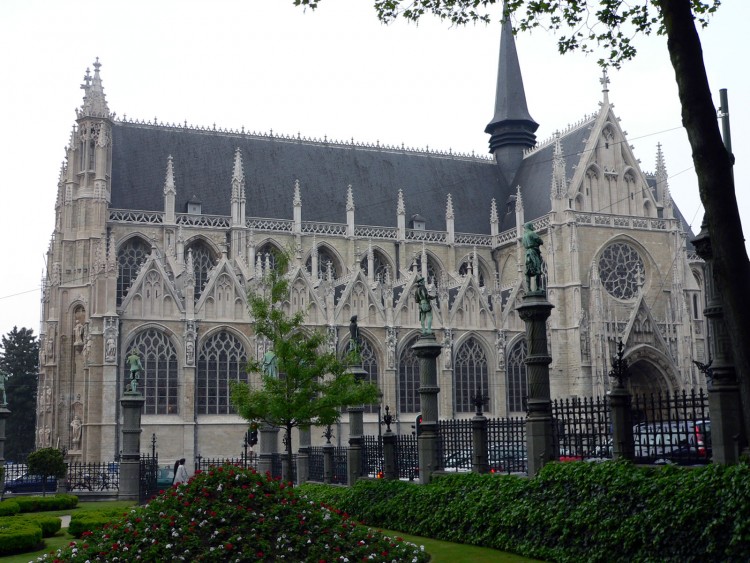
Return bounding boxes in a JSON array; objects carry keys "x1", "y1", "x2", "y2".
[{"x1": 166, "y1": 544, "x2": 172, "y2": 549}]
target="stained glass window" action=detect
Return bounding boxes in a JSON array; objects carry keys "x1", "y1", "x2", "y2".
[
  {"x1": 186, "y1": 241, "x2": 215, "y2": 302},
  {"x1": 197, "y1": 331, "x2": 248, "y2": 415},
  {"x1": 598, "y1": 242, "x2": 644, "y2": 300},
  {"x1": 454, "y1": 337, "x2": 489, "y2": 413},
  {"x1": 126, "y1": 329, "x2": 178, "y2": 415},
  {"x1": 507, "y1": 339, "x2": 528, "y2": 413},
  {"x1": 117, "y1": 237, "x2": 148, "y2": 305},
  {"x1": 398, "y1": 335, "x2": 421, "y2": 414}
]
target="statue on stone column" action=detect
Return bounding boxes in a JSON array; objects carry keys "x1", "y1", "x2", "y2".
[
  {"x1": 126, "y1": 349, "x2": 143, "y2": 393},
  {"x1": 348, "y1": 315, "x2": 360, "y2": 354},
  {"x1": 414, "y1": 276, "x2": 436, "y2": 335},
  {"x1": 0, "y1": 371, "x2": 8, "y2": 406},
  {"x1": 522, "y1": 222, "x2": 545, "y2": 292}
]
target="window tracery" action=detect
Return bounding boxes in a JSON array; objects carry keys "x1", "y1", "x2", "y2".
[
  {"x1": 507, "y1": 338, "x2": 528, "y2": 413},
  {"x1": 598, "y1": 242, "x2": 644, "y2": 300},
  {"x1": 197, "y1": 331, "x2": 248, "y2": 415},
  {"x1": 186, "y1": 240, "x2": 215, "y2": 301},
  {"x1": 454, "y1": 337, "x2": 489, "y2": 413},
  {"x1": 398, "y1": 335, "x2": 421, "y2": 413},
  {"x1": 126, "y1": 329, "x2": 178, "y2": 414},
  {"x1": 117, "y1": 237, "x2": 148, "y2": 305}
]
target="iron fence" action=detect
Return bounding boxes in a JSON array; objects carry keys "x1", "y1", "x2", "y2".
[
  {"x1": 2, "y1": 463, "x2": 29, "y2": 483},
  {"x1": 308, "y1": 447, "x2": 324, "y2": 482},
  {"x1": 632, "y1": 388, "x2": 710, "y2": 465},
  {"x1": 194, "y1": 454, "x2": 258, "y2": 473},
  {"x1": 362, "y1": 435, "x2": 383, "y2": 478},
  {"x1": 438, "y1": 419, "x2": 473, "y2": 472},
  {"x1": 552, "y1": 396, "x2": 612, "y2": 461},
  {"x1": 139, "y1": 454, "x2": 159, "y2": 503},
  {"x1": 67, "y1": 462, "x2": 120, "y2": 492},
  {"x1": 271, "y1": 453, "x2": 298, "y2": 483},
  {"x1": 394, "y1": 434, "x2": 419, "y2": 481},
  {"x1": 487, "y1": 416, "x2": 527, "y2": 474},
  {"x1": 331, "y1": 447, "x2": 348, "y2": 485}
]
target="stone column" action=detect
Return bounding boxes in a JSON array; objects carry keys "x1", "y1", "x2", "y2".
[
  {"x1": 517, "y1": 292, "x2": 556, "y2": 477},
  {"x1": 381, "y1": 406, "x2": 397, "y2": 480},
  {"x1": 347, "y1": 364, "x2": 367, "y2": 485},
  {"x1": 0, "y1": 406, "x2": 10, "y2": 467},
  {"x1": 472, "y1": 408, "x2": 489, "y2": 474},
  {"x1": 296, "y1": 427, "x2": 311, "y2": 485},
  {"x1": 693, "y1": 222, "x2": 745, "y2": 463},
  {"x1": 258, "y1": 424, "x2": 279, "y2": 475},
  {"x1": 413, "y1": 334, "x2": 442, "y2": 484},
  {"x1": 119, "y1": 391, "x2": 145, "y2": 501},
  {"x1": 323, "y1": 442, "x2": 334, "y2": 484},
  {"x1": 609, "y1": 388, "x2": 634, "y2": 460}
]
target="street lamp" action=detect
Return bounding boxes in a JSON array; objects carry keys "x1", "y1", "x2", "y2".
[{"x1": 608, "y1": 340, "x2": 629, "y2": 389}]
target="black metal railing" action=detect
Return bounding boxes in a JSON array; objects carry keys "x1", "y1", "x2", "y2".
[
  {"x1": 331, "y1": 447, "x2": 348, "y2": 485},
  {"x1": 487, "y1": 416, "x2": 527, "y2": 474},
  {"x1": 438, "y1": 419, "x2": 473, "y2": 472},
  {"x1": 67, "y1": 462, "x2": 120, "y2": 492},
  {"x1": 194, "y1": 454, "x2": 258, "y2": 473},
  {"x1": 552, "y1": 396, "x2": 612, "y2": 461},
  {"x1": 308, "y1": 447, "x2": 324, "y2": 482},
  {"x1": 139, "y1": 454, "x2": 159, "y2": 503},
  {"x1": 271, "y1": 453, "x2": 298, "y2": 482},
  {"x1": 394, "y1": 434, "x2": 419, "y2": 481},
  {"x1": 362, "y1": 435, "x2": 383, "y2": 478},
  {"x1": 632, "y1": 388, "x2": 710, "y2": 465}
]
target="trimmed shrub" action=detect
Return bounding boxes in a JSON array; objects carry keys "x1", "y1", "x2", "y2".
[
  {"x1": 13, "y1": 514, "x2": 62, "y2": 537},
  {"x1": 53, "y1": 465, "x2": 430, "y2": 562},
  {"x1": 0, "y1": 520, "x2": 43, "y2": 555},
  {"x1": 14, "y1": 494, "x2": 78, "y2": 513},
  {"x1": 0, "y1": 501, "x2": 20, "y2": 517},
  {"x1": 68, "y1": 509, "x2": 126, "y2": 538},
  {"x1": 300, "y1": 461, "x2": 750, "y2": 563}
]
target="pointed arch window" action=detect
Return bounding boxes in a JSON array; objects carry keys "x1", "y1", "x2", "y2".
[
  {"x1": 117, "y1": 237, "x2": 149, "y2": 305},
  {"x1": 360, "y1": 249, "x2": 391, "y2": 281},
  {"x1": 348, "y1": 336, "x2": 380, "y2": 414},
  {"x1": 458, "y1": 257, "x2": 486, "y2": 287},
  {"x1": 398, "y1": 335, "x2": 421, "y2": 414},
  {"x1": 454, "y1": 337, "x2": 489, "y2": 413},
  {"x1": 186, "y1": 240, "x2": 215, "y2": 302},
  {"x1": 507, "y1": 339, "x2": 528, "y2": 413},
  {"x1": 197, "y1": 331, "x2": 248, "y2": 415},
  {"x1": 306, "y1": 246, "x2": 339, "y2": 279},
  {"x1": 413, "y1": 253, "x2": 439, "y2": 283},
  {"x1": 256, "y1": 242, "x2": 281, "y2": 272},
  {"x1": 126, "y1": 329, "x2": 178, "y2": 414}
]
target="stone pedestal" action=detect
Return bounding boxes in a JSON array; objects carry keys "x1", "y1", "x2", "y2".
[
  {"x1": 413, "y1": 334, "x2": 442, "y2": 484},
  {"x1": 693, "y1": 222, "x2": 746, "y2": 463},
  {"x1": 0, "y1": 406, "x2": 10, "y2": 467},
  {"x1": 258, "y1": 424, "x2": 279, "y2": 475},
  {"x1": 323, "y1": 442, "x2": 334, "y2": 484},
  {"x1": 382, "y1": 431, "x2": 397, "y2": 480},
  {"x1": 347, "y1": 364, "x2": 368, "y2": 484},
  {"x1": 119, "y1": 391, "x2": 144, "y2": 501},
  {"x1": 472, "y1": 413, "x2": 489, "y2": 474},
  {"x1": 517, "y1": 292, "x2": 555, "y2": 477},
  {"x1": 609, "y1": 387, "x2": 634, "y2": 460},
  {"x1": 296, "y1": 427, "x2": 311, "y2": 485}
]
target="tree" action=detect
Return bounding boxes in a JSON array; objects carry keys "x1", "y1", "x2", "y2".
[
  {"x1": 26, "y1": 447, "x2": 66, "y2": 497},
  {"x1": 0, "y1": 327, "x2": 39, "y2": 461},
  {"x1": 231, "y1": 251, "x2": 380, "y2": 484},
  {"x1": 293, "y1": 0, "x2": 750, "y2": 450}
]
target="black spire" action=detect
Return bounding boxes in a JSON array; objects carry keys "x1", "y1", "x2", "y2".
[{"x1": 485, "y1": 10, "x2": 538, "y2": 182}]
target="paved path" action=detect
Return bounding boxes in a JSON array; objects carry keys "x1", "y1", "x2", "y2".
[{"x1": 60, "y1": 515, "x2": 71, "y2": 527}]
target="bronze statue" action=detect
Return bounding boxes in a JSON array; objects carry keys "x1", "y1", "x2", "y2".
[
  {"x1": 348, "y1": 315, "x2": 360, "y2": 353},
  {"x1": 261, "y1": 350, "x2": 278, "y2": 378},
  {"x1": 414, "y1": 276, "x2": 437, "y2": 335},
  {"x1": 522, "y1": 222, "x2": 545, "y2": 292},
  {"x1": 126, "y1": 349, "x2": 143, "y2": 392}
]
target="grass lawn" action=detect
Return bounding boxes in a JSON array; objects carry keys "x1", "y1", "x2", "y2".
[{"x1": 375, "y1": 528, "x2": 543, "y2": 563}]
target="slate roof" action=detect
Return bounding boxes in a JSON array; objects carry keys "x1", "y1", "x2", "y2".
[{"x1": 111, "y1": 122, "x2": 507, "y2": 234}]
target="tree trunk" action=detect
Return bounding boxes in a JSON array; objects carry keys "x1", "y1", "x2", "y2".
[
  {"x1": 285, "y1": 424, "x2": 294, "y2": 484},
  {"x1": 661, "y1": 0, "x2": 750, "y2": 446}
]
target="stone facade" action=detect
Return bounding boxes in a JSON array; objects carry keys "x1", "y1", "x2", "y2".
[{"x1": 37, "y1": 39, "x2": 707, "y2": 464}]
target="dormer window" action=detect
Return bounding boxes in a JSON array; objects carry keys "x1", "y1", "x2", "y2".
[
  {"x1": 186, "y1": 194, "x2": 202, "y2": 215},
  {"x1": 410, "y1": 213, "x2": 426, "y2": 231}
]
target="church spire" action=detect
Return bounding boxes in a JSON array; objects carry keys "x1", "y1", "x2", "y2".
[
  {"x1": 78, "y1": 58, "x2": 110, "y2": 119},
  {"x1": 485, "y1": 4, "x2": 538, "y2": 183}
]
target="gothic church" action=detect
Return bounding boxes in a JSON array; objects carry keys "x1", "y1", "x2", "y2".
[{"x1": 37, "y1": 18, "x2": 707, "y2": 463}]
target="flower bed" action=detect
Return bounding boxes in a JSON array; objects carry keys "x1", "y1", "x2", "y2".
[{"x1": 40, "y1": 464, "x2": 430, "y2": 562}]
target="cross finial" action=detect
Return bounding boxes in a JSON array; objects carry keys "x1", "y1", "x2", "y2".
[
  {"x1": 81, "y1": 67, "x2": 92, "y2": 89},
  {"x1": 600, "y1": 68, "x2": 610, "y2": 104}
]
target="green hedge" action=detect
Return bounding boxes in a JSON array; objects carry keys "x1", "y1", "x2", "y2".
[
  {"x1": 12, "y1": 514, "x2": 62, "y2": 537},
  {"x1": 13, "y1": 494, "x2": 78, "y2": 513},
  {"x1": 0, "y1": 501, "x2": 20, "y2": 517},
  {"x1": 299, "y1": 461, "x2": 750, "y2": 562},
  {"x1": 0, "y1": 520, "x2": 43, "y2": 556},
  {"x1": 68, "y1": 509, "x2": 127, "y2": 538}
]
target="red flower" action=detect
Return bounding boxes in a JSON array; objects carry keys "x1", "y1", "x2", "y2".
[
  {"x1": 257, "y1": 551, "x2": 264, "y2": 557},
  {"x1": 225, "y1": 543, "x2": 233, "y2": 550}
]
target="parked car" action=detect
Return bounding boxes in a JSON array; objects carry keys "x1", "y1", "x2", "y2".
[
  {"x1": 489, "y1": 445, "x2": 527, "y2": 473},
  {"x1": 443, "y1": 450, "x2": 472, "y2": 472},
  {"x1": 633, "y1": 420, "x2": 712, "y2": 464},
  {"x1": 4, "y1": 474, "x2": 58, "y2": 494},
  {"x1": 156, "y1": 465, "x2": 175, "y2": 490}
]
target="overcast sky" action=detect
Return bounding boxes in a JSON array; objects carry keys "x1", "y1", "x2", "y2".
[{"x1": 1, "y1": 0, "x2": 747, "y2": 342}]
